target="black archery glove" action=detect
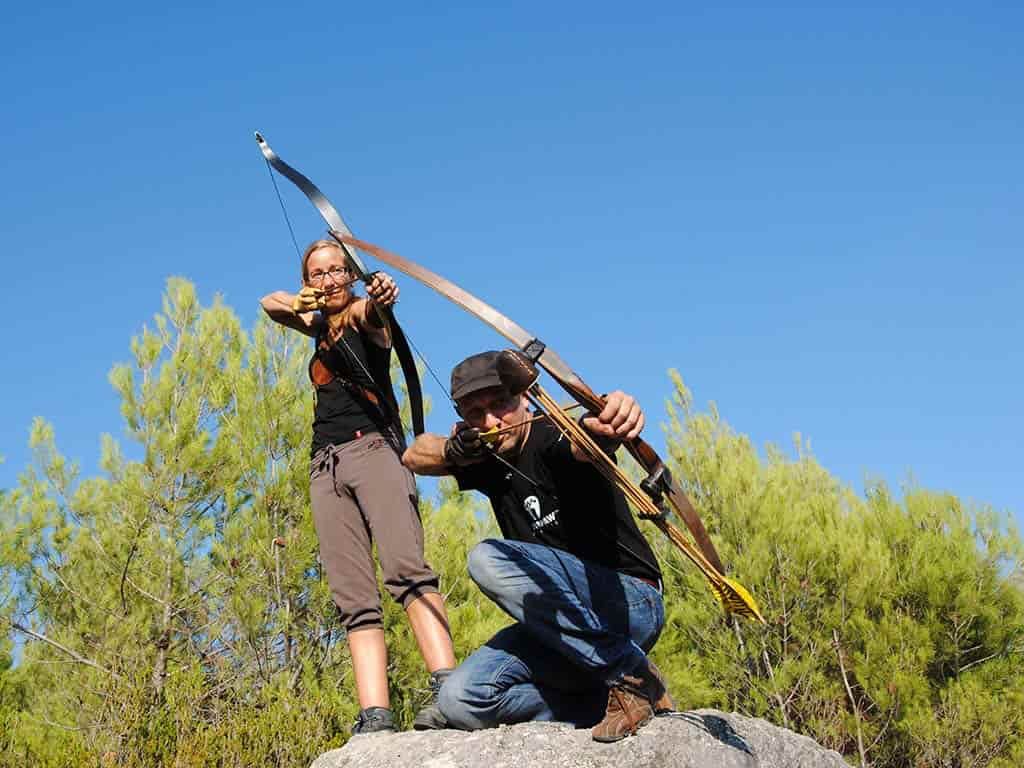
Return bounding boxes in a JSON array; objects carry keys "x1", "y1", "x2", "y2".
[{"x1": 444, "y1": 425, "x2": 488, "y2": 467}]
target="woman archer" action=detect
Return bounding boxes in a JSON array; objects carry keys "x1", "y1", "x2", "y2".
[{"x1": 261, "y1": 238, "x2": 456, "y2": 734}]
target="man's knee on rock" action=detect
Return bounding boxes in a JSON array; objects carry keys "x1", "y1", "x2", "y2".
[
  {"x1": 437, "y1": 675, "x2": 482, "y2": 731},
  {"x1": 467, "y1": 539, "x2": 504, "y2": 592}
]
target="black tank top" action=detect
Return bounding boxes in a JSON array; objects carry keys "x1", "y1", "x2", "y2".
[{"x1": 309, "y1": 324, "x2": 398, "y2": 456}]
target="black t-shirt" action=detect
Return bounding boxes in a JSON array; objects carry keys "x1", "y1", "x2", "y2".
[
  {"x1": 310, "y1": 324, "x2": 397, "y2": 456},
  {"x1": 453, "y1": 420, "x2": 661, "y2": 584}
]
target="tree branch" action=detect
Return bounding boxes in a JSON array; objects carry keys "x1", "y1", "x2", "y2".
[
  {"x1": 833, "y1": 629, "x2": 868, "y2": 768},
  {"x1": 9, "y1": 620, "x2": 119, "y2": 678}
]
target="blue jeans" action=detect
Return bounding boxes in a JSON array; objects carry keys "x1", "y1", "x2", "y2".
[{"x1": 438, "y1": 539, "x2": 664, "y2": 730}]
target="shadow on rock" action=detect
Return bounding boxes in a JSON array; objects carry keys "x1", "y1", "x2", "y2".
[{"x1": 661, "y1": 711, "x2": 754, "y2": 755}]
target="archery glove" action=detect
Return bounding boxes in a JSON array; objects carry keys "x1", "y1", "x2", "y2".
[
  {"x1": 444, "y1": 426, "x2": 488, "y2": 467},
  {"x1": 292, "y1": 286, "x2": 324, "y2": 314}
]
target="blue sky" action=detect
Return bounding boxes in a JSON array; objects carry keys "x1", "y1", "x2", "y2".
[{"x1": 1, "y1": 2, "x2": 1020, "y2": 528}]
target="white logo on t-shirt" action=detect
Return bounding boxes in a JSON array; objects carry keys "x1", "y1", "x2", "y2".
[
  {"x1": 523, "y1": 495, "x2": 542, "y2": 521},
  {"x1": 523, "y1": 495, "x2": 558, "y2": 531}
]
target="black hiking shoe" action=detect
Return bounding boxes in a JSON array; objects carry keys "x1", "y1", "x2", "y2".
[
  {"x1": 412, "y1": 668, "x2": 454, "y2": 730},
  {"x1": 351, "y1": 706, "x2": 395, "y2": 735}
]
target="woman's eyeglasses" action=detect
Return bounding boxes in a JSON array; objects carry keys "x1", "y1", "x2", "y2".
[{"x1": 308, "y1": 265, "x2": 354, "y2": 285}]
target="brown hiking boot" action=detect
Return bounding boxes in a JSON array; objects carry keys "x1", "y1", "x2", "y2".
[{"x1": 591, "y1": 660, "x2": 668, "y2": 743}]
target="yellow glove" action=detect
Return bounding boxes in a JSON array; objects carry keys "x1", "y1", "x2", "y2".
[{"x1": 291, "y1": 286, "x2": 324, "y2": 314}]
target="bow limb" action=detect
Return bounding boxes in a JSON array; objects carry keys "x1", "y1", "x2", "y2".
[
  {"x1": 330, "y1": 231, "x2": 726, "y2": 575},
  {"x1": 255, "y1": 132, "x2": 370, "y2": 277},
  {"x1": 254, "y1": 132, "x2": 425, "y2": 436}
]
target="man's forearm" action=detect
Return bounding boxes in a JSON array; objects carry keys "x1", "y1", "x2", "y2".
[{"x1": 402, "y1": 434, "x2": 453, "y2": 476}]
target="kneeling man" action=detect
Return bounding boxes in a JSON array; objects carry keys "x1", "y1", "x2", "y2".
[{"x1": 402, "y1": 350, "x2": 672, "y2": 742}]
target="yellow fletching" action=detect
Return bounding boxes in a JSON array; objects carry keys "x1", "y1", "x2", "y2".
[{"x1": 710, "y1": 577, "x2": 766, "y2": 624}]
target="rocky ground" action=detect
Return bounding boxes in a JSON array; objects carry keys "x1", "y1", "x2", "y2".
[{"x1": 310, "y1": 709, "x2": 849, "y2": 768}]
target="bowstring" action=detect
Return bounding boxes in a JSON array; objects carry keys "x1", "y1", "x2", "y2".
[
  {"x1": 401, "y1": 330, "x2": 459, "y2": 410},
  {"x1": 263, "y1": 158, "x2": 303, "y2": 259},
  {"x1": 486, "y1": 444, "x2": 544, "y2": 489}
]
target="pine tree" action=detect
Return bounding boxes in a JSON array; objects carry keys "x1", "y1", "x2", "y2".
[{"x1": 652, "y1": 371, "x2": 1024, "y2": 767}]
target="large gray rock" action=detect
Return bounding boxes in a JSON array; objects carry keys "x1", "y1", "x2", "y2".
[{"x1": 310, "y1": 710, "x2": 848, "y2": 768}]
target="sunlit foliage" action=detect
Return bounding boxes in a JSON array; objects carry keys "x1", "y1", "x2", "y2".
[{"x1": 1, "y1": 281, "x2": 1020, "y2": 767}]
